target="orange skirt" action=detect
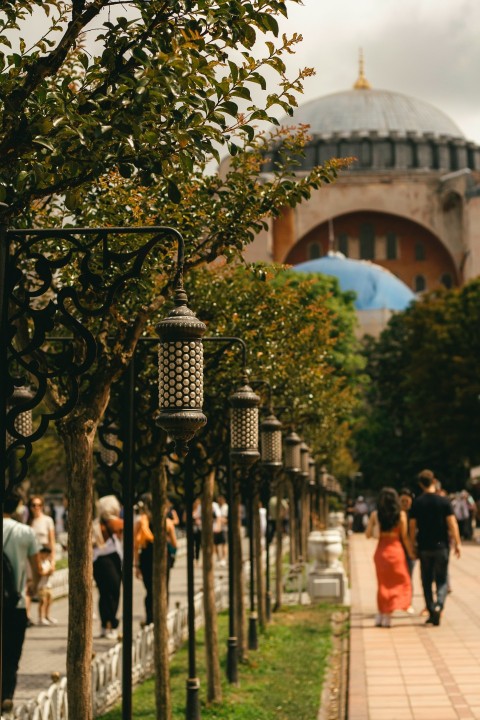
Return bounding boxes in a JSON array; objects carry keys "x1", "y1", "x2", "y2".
[{"x1": 374, "y1": 536, "x2": 412, "y2": 614}]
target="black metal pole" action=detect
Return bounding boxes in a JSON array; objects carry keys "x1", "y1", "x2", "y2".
[
  {"x1": 122, "y1": 357, "x2": 135, "y2": 720},
  {"x1": 247, "y1": 472, "x2": 258, "y2": 650},
  {"x1": 185, "y1": 451, "x2": 201, "y2": 720},
  {"x1": 262, "y1": 472, "x2": 272, "y2": 622},
  {"x1": 0, "y1": 219, "x2": 10, "y2": 705},
  {"x1": 226, "y1": 454, "x2": 238, "y2": 683}
]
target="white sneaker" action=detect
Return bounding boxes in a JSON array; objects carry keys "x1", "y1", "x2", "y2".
[
  {"x1": 46, "y1": 617, "x2": 58, "y2": 625},
  {"x1": 38, "y1": 618, "x2": 50, "y2": 626},
  {"x1": 105, "y1": 629, "x2": 118, "y2": 641}
]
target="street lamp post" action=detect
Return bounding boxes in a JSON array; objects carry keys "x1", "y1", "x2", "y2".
[
  {"x1": 298, "y1": 442, "x2": 310, "y2": 561},
  {"x1": 308, "y1": 456, "x2": 316, "y2": 531},
  {"x1": 284, "y1": 431, "x2": 301, "y2": 563},
  {"x1": 230, "y1": 377, "x2": 260, "y2": 651},
  {"x1": 156, "y1": 237, "x2": 207, "y2": 720},
  {"x1": 259, "y1": 410, "x2": 282, "y2": 621},
  {"x1": 1, "y1": 222, "x2": 178, "y2": 710}
]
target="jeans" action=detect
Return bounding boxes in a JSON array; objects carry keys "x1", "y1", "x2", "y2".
[
  {"x1": 419, "y1": 547, "x2": 449, "y2": 613},
  {"x1": 2, "y1": 607, "x2": 28, "y2": 701}
]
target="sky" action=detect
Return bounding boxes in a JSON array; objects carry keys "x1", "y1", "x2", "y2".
[{"x1": 274, "y1": 0, "x2": 480, "y2": 143}]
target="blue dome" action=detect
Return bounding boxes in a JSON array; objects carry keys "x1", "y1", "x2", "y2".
[{"x1": 293, "y1": 254, "x2": 415, "y2": 311}]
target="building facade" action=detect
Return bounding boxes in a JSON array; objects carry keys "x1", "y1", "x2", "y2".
[{"x1": 244, "y1": 63, "x2": 480, "y2": 297}]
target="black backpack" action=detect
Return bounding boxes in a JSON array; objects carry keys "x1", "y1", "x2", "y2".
[{"x1": 3, "y1": 527, "x2": 21, "y2": 613}]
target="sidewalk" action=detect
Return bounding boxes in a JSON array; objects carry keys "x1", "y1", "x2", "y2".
[{"x1": 348, "y1": 532, "x2": 480, "y2": 720}]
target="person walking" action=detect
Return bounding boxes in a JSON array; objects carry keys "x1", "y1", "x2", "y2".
[
  {"x1": 212, "y1": 496, "x2": 227, "y2": 567},
  {"x1": 134, "y1": 493, "x2": 177, "y2": 625},
  {"x1": 26, "y1": 495, "x2": 56, "y2": 626},
  {"x1": 409, "y1": 469, "x2": 461, "y2": 626},
  {"x1": 92, "y1": 495, "x2": 124, "y2": 640},
  {"x1": 366, "y1": 487, "x2": 414, "y2": 628},
  {"x1": 2, "y1": 491, "x2": 42, "y2": 714}
]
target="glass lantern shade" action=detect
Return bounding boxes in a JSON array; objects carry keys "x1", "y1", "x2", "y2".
[
  {"x1": 230, "y1": 380, "x2": 260, "y2": 467},
  {"x1": 99, "y1": 426, "x2": 119, "y2": 468},
  {"x1": 6, "y1": 386, "x2": 33, "y2": 447},
  {"x1": 284, "y1": 431, "x2": 301, "y2": 473},
  {"x1": 156, "y1": 288, "x2": 207, "y2": 456},
  {"x1": 300, "y1": 442, "x2": 310, "y2": 478},
  {"x1": 260, "y1": 413, "x2": 283, "y2": 468},
  {"x1": 308, "y1": 457, "x2": 316, "y2": 486}
]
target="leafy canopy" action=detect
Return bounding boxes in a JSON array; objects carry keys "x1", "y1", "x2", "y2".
[
  {"x1": 0, "y1": 0, "x2": 310, "y2": 215},
  {"x1": 355, "y1": 280, "x2": 480, "y2": 489}
]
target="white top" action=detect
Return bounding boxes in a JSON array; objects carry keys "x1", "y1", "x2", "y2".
[
  {"x1": 3, "y1": 518, "x2": 39, "y2": 608},
  {"x1": 30, "y1": 514, "x2": 54, "y2": 549}
]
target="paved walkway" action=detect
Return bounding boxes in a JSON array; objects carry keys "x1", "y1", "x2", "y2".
[{"x1": 348, "y1": 532, "x2": 480, "y2": 720}]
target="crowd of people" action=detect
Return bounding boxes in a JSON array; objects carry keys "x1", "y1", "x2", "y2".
[{"x1": 364, "y1": 469, "x2": 466, "y2": 629}]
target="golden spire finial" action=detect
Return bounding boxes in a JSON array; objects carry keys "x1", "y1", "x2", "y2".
[{"x1": 353, "y1": 49, "x2": 371, "y2": 90}]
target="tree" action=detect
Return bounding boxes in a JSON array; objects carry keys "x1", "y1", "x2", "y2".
[
  {"x1": 1, "y1": 0, "x2": 313, "y2": 221},
  {"x1": 185, "y1": 262, "x2": 361, "y2": 639},
  {"x1": 355, "y1": 280, "x2": 480, "y2": 490}
]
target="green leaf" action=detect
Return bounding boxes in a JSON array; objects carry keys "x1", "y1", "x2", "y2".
[{"x1": 167, "y1": 179, "x2": 181, "y2": 204}]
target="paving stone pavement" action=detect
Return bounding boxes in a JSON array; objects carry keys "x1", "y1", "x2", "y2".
[
  {"x1": 348, "y1": 531, "x2": 480, "y2": 720},
  {"x1": 12, "y1": 539, "x2": 216, "y2": 706}
]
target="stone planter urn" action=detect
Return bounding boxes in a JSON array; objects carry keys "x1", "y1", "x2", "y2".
[
  {"x1": 308, "y1": 529, "x2": 343, "y2": 571},
  {"x1": 328, "y1": 511, "x2": 346, "y2": 540}
]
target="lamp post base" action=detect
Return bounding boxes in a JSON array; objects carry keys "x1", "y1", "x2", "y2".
[
  {"x1": 248, "y1": 611, "x2": 258, "y2": 650},
  {"x1": 226, "y1": 636, "x2": 239, "y2": 684},
  {"x1": 265, "y1": 591, "x2": 272, "y2": 622},
  {"x1": 186, "y1": 677, "x2": 201, "y2": 720}
]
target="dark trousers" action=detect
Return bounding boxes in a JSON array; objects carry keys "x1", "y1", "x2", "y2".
[
  {"x1": 93, "y1": 552, "x2": 122, "y2": 630},
  {"x1": 139, "y1": 544, "x2": 153, "y2": 625},
  {"x1": 2, "y1": 608, "x2": 27, "y2": 701},
  {"x1": 419, "y1": 547, "x2": 449, "y2": 613},
  {"x1": 193, "y1": 529, "x2": 201, "y2": 561}
]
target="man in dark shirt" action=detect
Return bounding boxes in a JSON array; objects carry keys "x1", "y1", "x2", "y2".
[{"x1": 409, "y1": 469, "x2": 461, "y2": 626}]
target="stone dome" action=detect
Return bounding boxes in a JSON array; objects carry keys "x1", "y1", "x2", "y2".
[
  {"x1": 293, "y1": 253, "x2": 415, "y2": 311},
  {"x1": 285, "y1": 87, "x2": 464, "y2": 140}
]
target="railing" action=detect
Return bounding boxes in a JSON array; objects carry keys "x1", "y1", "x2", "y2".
[{"x1": 7, "y1": 579, "x2": 229, "y2": 720}]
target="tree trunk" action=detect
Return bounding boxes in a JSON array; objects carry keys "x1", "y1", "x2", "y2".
[
  {"x1": 201, "y1": 470, "x2": 222, "y2": 703},
  {"x1": 253, "y1": 485, "x2": 265, "y2": 630},
  {"x1": 61, "y1": 417, "x2": 96, "y2": 720},
  {"x1": 274, "y1": 478, "x2": 284, "y2": 611},
  {"x1": 152, "y1": 461, "x2": 171, "y2": 720},
  {"x1": 232, "y1": 478, "x2": 245, "y2": 661}
]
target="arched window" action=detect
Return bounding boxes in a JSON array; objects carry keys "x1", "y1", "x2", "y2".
[
  {"x1": 308, "y1": 242, "x2": 322, "y2": 260},
  {"x1": 386, "y1": 232, "x2": 397, "y2": 260},
  {"x1": 338, "y1": 233, "x2": 349, "y2": 256},
  {"x1": 415, "y1": 242, "x2": 426, "y2": 261},
  {"x1": 414, "y1": 275, "x2": 426, "y2": 292},
  {"x1": 441, "y1": 273, "x2": 453, "y2": 289},
  {"x1": 359, "y1": 224, "x2": 375, "y2": 260}
]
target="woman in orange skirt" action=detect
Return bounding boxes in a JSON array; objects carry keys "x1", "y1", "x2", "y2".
[{"x1": 366, "y1": 487, "x2": 414, "y2": 628}]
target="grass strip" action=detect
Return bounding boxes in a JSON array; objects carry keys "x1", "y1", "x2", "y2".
[{"x1": 99, "y1": 603, "x2": 333, "y2": 720}]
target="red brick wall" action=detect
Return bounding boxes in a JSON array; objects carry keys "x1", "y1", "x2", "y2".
[{"x1": 284, "y1": 211, "x2": 458, "y2": 292}]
